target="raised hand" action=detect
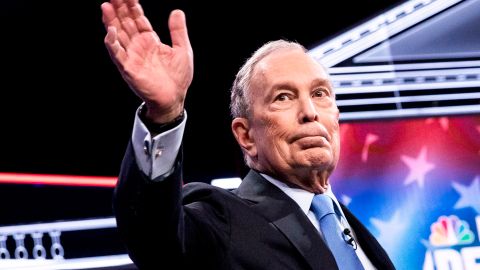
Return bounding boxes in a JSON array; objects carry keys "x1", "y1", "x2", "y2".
[{"x1": 101, "y1": 0, "x2": 193, "y2": 123}]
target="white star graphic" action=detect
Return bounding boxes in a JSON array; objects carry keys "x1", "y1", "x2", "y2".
[
  {"x1": 361, "y1": 133, "x2": 379, "y2": 162},
  {"x1": 370, "y1": 211, "x2": 407, "y2": 251},
  {"x1": 340, "y1": 194, "x2": 352, "y2": 206},
  {"x1": 452, "y1": 176, "x2": 480, "y2": 214},
  {"x1": 439, "y1": 117, "x2": 449, "y2": 131},
  {"x1": 425, "y1": 117, "x2": 449, "y2": 131},
  {"x1": 401, "y1": 147, "x2": 436, "y2": 188}
]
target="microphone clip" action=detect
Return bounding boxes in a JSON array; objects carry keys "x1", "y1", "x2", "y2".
[{"x1": 342, "y1": 228, "x2": 358, "y2": 250}]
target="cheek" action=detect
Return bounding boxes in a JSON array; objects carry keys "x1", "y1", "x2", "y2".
[
  {"x1": 322, "y1": 107, "x2": 340, "y2": 133},
  {"x1": 322, "y1": 109, "x2": 341, "y2": 157},
  {"x1": 331, "y1": 122, "x2": 341, "y2": 162},
  {"x1": 330, "y1": 106, "x2": 340, "y2": 130},
  {"x1": 261, "y1": 115, "x2": 290, "y2": 139},
  {"x1": 252, "y1": 118, "x2": 280, "y2": 151},
  {"x1": 331, "y1": 118, "x2": 340, "y2": 146}
]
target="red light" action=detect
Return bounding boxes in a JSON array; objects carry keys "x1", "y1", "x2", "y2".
[{"x1": 0, "y1": 172, "x2": 117, "y2": 187}]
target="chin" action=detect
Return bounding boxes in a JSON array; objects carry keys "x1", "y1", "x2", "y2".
[
  {"x1": 293, "y1": 159, "x2": 334, "y2": 172},
  {"x1": 301, "y1": 149, "x2": 334, "y2": 165}
]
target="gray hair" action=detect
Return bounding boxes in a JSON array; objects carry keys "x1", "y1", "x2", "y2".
[{"x1": 230, "y1": 40, "x2": 307, "y2": 119}]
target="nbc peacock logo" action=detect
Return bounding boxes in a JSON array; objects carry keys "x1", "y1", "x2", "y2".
[{"x1": 428, "y1": 215, "x2": 475, "y2": 247}]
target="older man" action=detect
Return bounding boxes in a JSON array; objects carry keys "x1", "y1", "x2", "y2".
[{"x1": 102, "y1": 1, "x2": 395, "y2": 269}]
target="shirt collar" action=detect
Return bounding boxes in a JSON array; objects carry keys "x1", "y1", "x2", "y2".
[{"x1": 260, "y1": 173, "x2": 343, "y2": 216}]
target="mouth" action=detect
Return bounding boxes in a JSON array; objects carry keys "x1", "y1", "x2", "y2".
[
  {"x1": 290, "y1": 129, "x2": 330, "y2": 144},
  {"x1": 293, "y1": 136, "x2": 329, "y2": 149}
]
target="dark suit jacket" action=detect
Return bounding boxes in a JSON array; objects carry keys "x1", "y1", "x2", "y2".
[{"x1": 114, "y1": 143, "x2": 395, "y2": 269}]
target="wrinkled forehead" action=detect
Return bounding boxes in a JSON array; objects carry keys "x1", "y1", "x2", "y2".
[{"x1": 251, "y1": 49, "x2": 333, "y2": 94}]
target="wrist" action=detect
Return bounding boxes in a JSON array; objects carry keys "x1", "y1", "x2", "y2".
[
  {"x1": 139, "y1": 104, "x2": 185, "y2": 135},
  {"x1": 144, "y1": 103, "x2": 184, "y2": 124}
]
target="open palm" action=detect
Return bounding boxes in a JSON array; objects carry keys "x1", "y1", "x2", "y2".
[{"x1": 102, "y1": 0, "x2": 193, "y2": 122}]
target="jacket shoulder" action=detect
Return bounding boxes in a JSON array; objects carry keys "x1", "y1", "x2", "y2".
[{"x1": 182, "y1": 182, "x2": 238, "y2": 205}]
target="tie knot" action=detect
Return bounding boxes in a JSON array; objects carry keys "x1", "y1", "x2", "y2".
[{"x1": 311, "y1": 194, "x2": 336, "y2": 220}]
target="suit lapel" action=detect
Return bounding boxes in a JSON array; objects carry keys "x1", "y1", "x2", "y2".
[
  {"x1": 341, "y1": 205, "x2": 396, "y2": 270},
  {"x1": 235, "y1": 170, "x2": 338, "y2": 270}
]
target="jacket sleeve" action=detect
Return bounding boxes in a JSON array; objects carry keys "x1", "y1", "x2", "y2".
[
  {"x1": 113, "y1": 143, "x2": 230, "y2": 269},
  {"x1": 113, "y1": 142, "x2": 185, "y2": 268}
]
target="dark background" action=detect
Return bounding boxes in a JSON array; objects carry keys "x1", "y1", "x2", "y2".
[{"x1": 1, "y1": 0, "x2": 403, "y2": 184}]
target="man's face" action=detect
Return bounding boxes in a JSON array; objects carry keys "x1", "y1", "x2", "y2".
[{"x1": 247, "y1": 48, "x2": 340, "y2": 187}]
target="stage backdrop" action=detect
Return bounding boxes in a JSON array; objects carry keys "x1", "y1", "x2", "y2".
[{"x1": 331, "y1": 114, "x2": 480, "y2": 270}]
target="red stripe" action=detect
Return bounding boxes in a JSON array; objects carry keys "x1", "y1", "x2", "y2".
[{"x1": 0, "y1": 172, "x2": 117, "y2": 187}]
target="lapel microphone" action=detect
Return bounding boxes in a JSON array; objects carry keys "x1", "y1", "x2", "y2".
[{"x1": 343, "y1": 228, "x2": 358, "y2": 250}]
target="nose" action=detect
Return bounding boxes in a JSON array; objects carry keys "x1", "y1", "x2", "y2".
[{"x1": 299, "y1": 97, "x2": 318, "y2": 123}]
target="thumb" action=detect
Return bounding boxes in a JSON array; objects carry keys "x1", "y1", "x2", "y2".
[{"x1": 168, "y1": 9, "x2": 191, "y2": 49}]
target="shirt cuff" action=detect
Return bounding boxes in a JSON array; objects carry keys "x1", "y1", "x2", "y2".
[{"x1": 131, "y1": 105, "x2": 187, "y2": 181}]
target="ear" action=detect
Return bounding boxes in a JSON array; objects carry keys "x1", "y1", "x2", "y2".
[{"x1": 231, "y1": 117, "x2": 257, "y2": 159}]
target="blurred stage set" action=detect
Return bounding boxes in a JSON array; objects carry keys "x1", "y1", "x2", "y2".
[{"x1": 1, "y1": 0, "x2": 479, "y2": 269}]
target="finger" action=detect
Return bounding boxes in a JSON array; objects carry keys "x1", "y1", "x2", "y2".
[
  {"x1": 113, "y1": 0, "x2": 140, "y2": 21},
  {"x1": 109, "y1": 0, "x2": 135, "y2": 33},
  {"x1": 105, "y1": 27, "x2": 127, "y2": 64},
  {"x1": 135, "y1": 16, "x2": 154, "y2": 32},
  {"x1": 110, "y1": 0, "x2": 126, "y2": 9},
  {"x1": 116, "y1": 4, "x2": 130, "y2": 19},
  {"x1": 117, "y1": 30, "x2": 131, "y2": 49},
  {"x1": 105, "y1": 19, "x2": 130, "y2": 48},
  {"x1": 128, "y1": 4, "x2": 153, "y2": 32},
  {"x1": 109, "y1": 0, "x2": 130, "y2": 27},
  {"x1": 168, "y1": 9, "x2": 191, "y2": 49},
  {"x1": 121, "y1": 17, "x2": 139, "y2": 39},
  {"x1": 127, "y1": 4, "x2": 154, "y2": 35},
  {"x1": 102, "y1": 2, "x2": 127, "y2": 42},
  {"x1": 113, "y1": 2, "x2": 150, "y2": 39},
  {"x1": 103, "y1": 2, "x2": 135, "y2": 64},
  {"x1": 101, "y1": 2, "x2": 117, "y2": 28},
  {"x1": 103, "y1": 2, "x2": 135, "y2": 44},
  {"x1": 129, "y1": 3, "x2": 144, "y2": 19},
  {"x1": 125, "y1": 0, "x2": 139, "y2": 8},
  {"x1": 107, "y1": 40, "x2": 127, "y2": 66}
]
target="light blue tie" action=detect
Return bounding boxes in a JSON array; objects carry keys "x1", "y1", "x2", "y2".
[{"x1": 311, "y1": 194, "x2": 365, "y2": 270}]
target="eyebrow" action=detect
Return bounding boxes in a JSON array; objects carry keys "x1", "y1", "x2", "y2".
[
  {"x1": 271, "y1": 82, "x2": 297, "y2": 92},
  {"x1": 311, "y1": 78, "x2": 333, "y2": 90},
  {"x1": 270, "y1": 78, "x2": 333, "y2": 92}
]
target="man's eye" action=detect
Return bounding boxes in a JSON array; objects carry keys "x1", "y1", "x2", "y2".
[
  {"x1": 313, "y1": 89, "x2": 327, "y2": 98},
  {"x1": 275, "y1": 93, "x2": 290, "y2": 101}
]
